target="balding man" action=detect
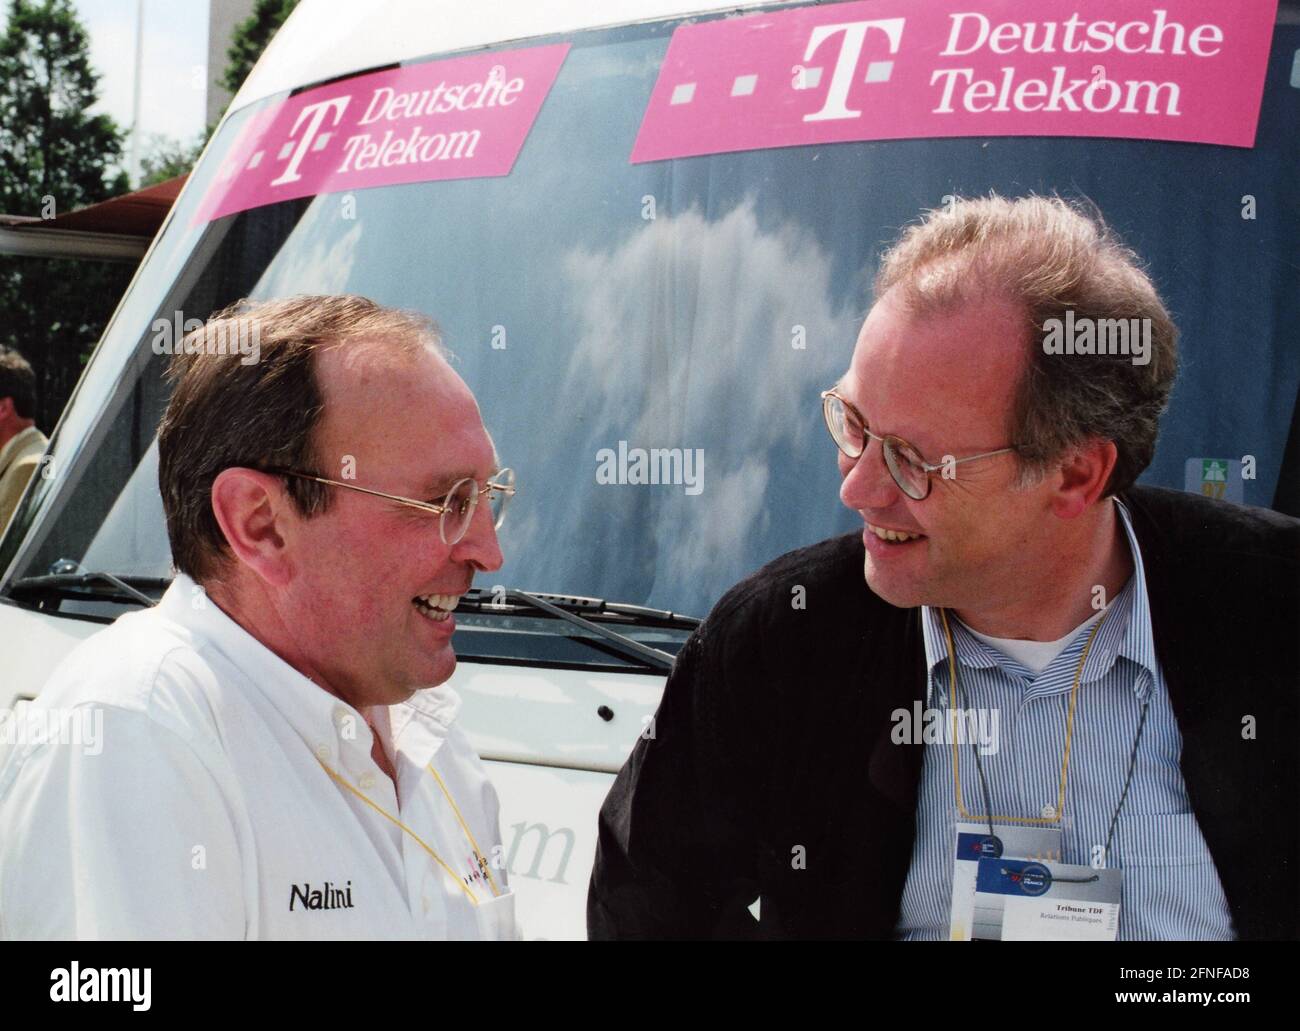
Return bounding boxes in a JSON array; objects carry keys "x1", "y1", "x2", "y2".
[
  {"x1": 0, "y1": 296, "x2": 518, "y2": 939},
  {"x1": 589, "y1": 196, "x2": 1298, "y2": 941}
]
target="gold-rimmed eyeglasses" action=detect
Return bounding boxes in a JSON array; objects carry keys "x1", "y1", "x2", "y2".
[
  {"x1": 820, "y1": 389, "x2": 1017, "y2": 501},
  {"x1": 263, "y1": 466, "x2": 516, "y2": 545}
]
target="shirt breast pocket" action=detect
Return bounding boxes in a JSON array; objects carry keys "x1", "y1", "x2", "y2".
[
  {"x1": 473, "y1": 889, "x2": 518, "y2": 940},
  {"x1": 1113, "y1": 812, "x2": 1235, "y2": 939},
  {"x1": 1118, "y1": 812, "x2": 1217, "y2": 868}
]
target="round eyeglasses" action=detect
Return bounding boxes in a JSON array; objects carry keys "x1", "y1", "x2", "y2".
[
  {"x1": 264, "y1": 466, "x2": 516, "y2": 545},
  {"x1": 820, "y1": 389, "x2": 1017, "y2": 501}
]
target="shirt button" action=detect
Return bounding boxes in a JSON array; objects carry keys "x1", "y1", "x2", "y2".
[
  {"x1": 315, "y1": 743, "x2": 331, "y2": 761},
  {"x1": 359, "y1": 772, "x2": 377, "y2": 790},
  {"x1": 1041, "y1": 804, "x2": 1057, "y2": 819},
  {"x1": 333, "y1": 706, "x2": 351, "y2": 727},
  {"x1": 422, "y1": 897, "x2": 431, "y2": 915}
]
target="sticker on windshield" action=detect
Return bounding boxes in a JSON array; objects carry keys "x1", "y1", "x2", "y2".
[
  {"x1": 631, "y1": 0, "x2": 1277, "y2": 162},
  {"x1": 196, "y1": 43, "x2": 570, "y2": 222}
]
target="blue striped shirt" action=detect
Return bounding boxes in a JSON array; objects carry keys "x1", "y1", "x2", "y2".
[{"x1": 896, "y1": 500, "x2": 1235, "y2": 940}]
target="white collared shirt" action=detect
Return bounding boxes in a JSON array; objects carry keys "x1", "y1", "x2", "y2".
[{"x1": 0, "y1": 575, "x2": 514, "y2": 940}]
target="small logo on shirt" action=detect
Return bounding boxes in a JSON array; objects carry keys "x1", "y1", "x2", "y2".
[
  {"x1": 463, "y1": 852, "x2": 493, "y2": 890},
  {"x1": 289, "y1": 880, "x2": 354, "y2": 911}
]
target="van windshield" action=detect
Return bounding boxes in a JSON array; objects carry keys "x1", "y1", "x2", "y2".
[{"x1": 4, "y1": 8, "x2": 1298, "y2": 648}]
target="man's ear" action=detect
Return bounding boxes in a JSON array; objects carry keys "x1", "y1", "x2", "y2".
[
  {"x1": 0, "y1": 397, "x2": 14, "y2": 421},
  {"x1": 210, "y1": 468, "x2": 296, "y2": 587},
  {"x1": 1050, "y1": 438, "x2": 1119, "y2": 520}
]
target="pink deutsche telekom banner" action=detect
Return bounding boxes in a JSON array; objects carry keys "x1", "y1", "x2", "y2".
[
  {"x1": 631, "y1": 0, "x2": 1277, "y2": 162},
  {"x1": 197, "y1": 44, "x2": 570, "y2": 222}
]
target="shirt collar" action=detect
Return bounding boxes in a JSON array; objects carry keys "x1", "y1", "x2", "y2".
[
  {"x1": 919, "y1": 498, "x2": 1157, "y2": 701},
  {"x1": 1111, "y1": 497, "x2": 1159, "y2": 688},
  {"x1": 920, "y1": 604, "x2": 995, "y2": 675},
  {"x1": 157, "y1": 574, "x2": 461, "y2": 770}
]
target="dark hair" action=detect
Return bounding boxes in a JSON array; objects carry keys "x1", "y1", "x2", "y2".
[
  {"x1": 156, "y1": 295, "x2": 443, "y2": 582},
  {"x1": 875, "y1": 194, "x2": 1178, "y2": 496},
  {"x1": 0, "y1": 347, "x2": 37, "y2": 420}
]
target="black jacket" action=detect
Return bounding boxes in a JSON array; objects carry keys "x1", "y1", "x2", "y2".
[{"x1": 588, "y1": 486, "x2": 1300, "y2": 939}]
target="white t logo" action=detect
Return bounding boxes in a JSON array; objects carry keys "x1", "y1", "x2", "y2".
[
  {"x1": 802, "y1": 18, "x2": 904, "y2": 122},
  {"x1": 270, "y1": 96, "x2": 350, "y2": 186}
]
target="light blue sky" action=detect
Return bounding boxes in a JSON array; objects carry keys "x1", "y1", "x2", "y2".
[{"x1": 74, "y1": 0, "x2": 210, "y2": 179}]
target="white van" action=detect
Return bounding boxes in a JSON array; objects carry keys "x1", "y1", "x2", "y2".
[{"x1": 2, "y1": 0, "x2": 1297, "y2": 939}]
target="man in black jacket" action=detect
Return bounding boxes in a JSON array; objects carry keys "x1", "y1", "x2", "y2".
[{"x1": 588, "y1": 195, "x2": 1299, "y2": 940}]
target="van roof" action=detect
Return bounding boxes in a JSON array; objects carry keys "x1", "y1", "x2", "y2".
[{"x1": 230, "y1": 0, "x2": 777, "y2": 117}]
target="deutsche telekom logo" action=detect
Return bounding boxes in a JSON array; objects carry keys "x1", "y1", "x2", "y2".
[
  {"x1": 197, "y1": 45, "x2": 569, "y2": 224},
  {"x1": 658, "y1": 17, "x2": 903, "y2": 123},
  {"x1": 631, "y1": 0, "x2": 1277, "y2": 162},
  {"x1": 269, "y1": 96, "x2": 351, "y2": 186},
  {"x1": 650, "y1": 14, "x2": 903, "y2": 132},
  {"x1": 799, "y1": 18, "x2": 904, "y2": 122}
]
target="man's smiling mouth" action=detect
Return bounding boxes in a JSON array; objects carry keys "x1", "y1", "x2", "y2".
[
  {"x1": 866, "y1": 522, "x2": 926, "y2": 544},
  {"x1": 412, "y1": 593, "x2": 463, "y2": 621}
]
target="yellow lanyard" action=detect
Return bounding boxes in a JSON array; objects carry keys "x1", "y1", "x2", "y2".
[
  {"x1": 317, "y1": 757, "x2": 502, "y2": 906},
  {"x1": 940, "y1": 606, "x2": 1107, "y2": 826}
]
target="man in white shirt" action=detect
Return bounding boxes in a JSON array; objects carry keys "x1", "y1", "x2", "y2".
[
  {"x1": 0, "y1": 295, "x2": 517, "y2": 939},
  {"x1": 0, "y1": 347, "x2": 48, "y2": 535}
]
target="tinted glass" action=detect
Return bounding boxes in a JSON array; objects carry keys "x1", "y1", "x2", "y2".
[{"x1": 5, "y1": 7, "x2": 1298, "y2": 647}]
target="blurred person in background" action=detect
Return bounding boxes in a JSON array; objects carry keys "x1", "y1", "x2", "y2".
[{"x1": 0, "y1": 347, "x2": 47, "y2": 534}]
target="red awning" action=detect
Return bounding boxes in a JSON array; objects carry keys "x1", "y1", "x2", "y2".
[
  {"x1": 44, "y1": 175, "x2": 186, "y2": 236},
  {"x1": 0, "y1": 175, "x2": 187, "y2": 261}
]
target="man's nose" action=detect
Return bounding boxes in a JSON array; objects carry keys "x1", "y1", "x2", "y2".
[
  {"x1": 839, "y1": 438, "x2": 901, "y2": 512},
  {"x1": 453, "y1": 496, "x2": 504, "y2": 572}
]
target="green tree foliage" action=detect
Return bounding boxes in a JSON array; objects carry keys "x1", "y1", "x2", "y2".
[
  {"x1": 150, "y1": 0, "x2": 297, "y2": 180},
  {"x1": 158, "y1": 0, "x2": 297, "y2": 171},
  {"x1": 0, "y1": 0, "x2": 134, "y2": 431},
  {"x1": 221, "y1": 0, "x2": 299, "y2": 99},
  {"x1": 137, "y1": 130, "x2": 206, "y2": 188}
]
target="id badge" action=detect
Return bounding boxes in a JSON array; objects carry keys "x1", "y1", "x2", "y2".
[
  {"x1": 949, "y1": 821, "x2": 1063, "y2": 941},
  {"x1": 972, "y1": 858, "x2": 1121, "y2": 941},
  {"x1": 473, "y1": 888, "x2": 518, "y2": 941}
]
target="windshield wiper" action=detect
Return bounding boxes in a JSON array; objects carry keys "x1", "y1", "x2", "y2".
[
  {"x1": 460, "y1": 587, "x2": 699, "y2": 671},
  {"x1": 5, "y1": 576, "x2": 695, "y2": 668},
  {"x1": 6, "y1": 572, "x2": 167, "y2": 608}
]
